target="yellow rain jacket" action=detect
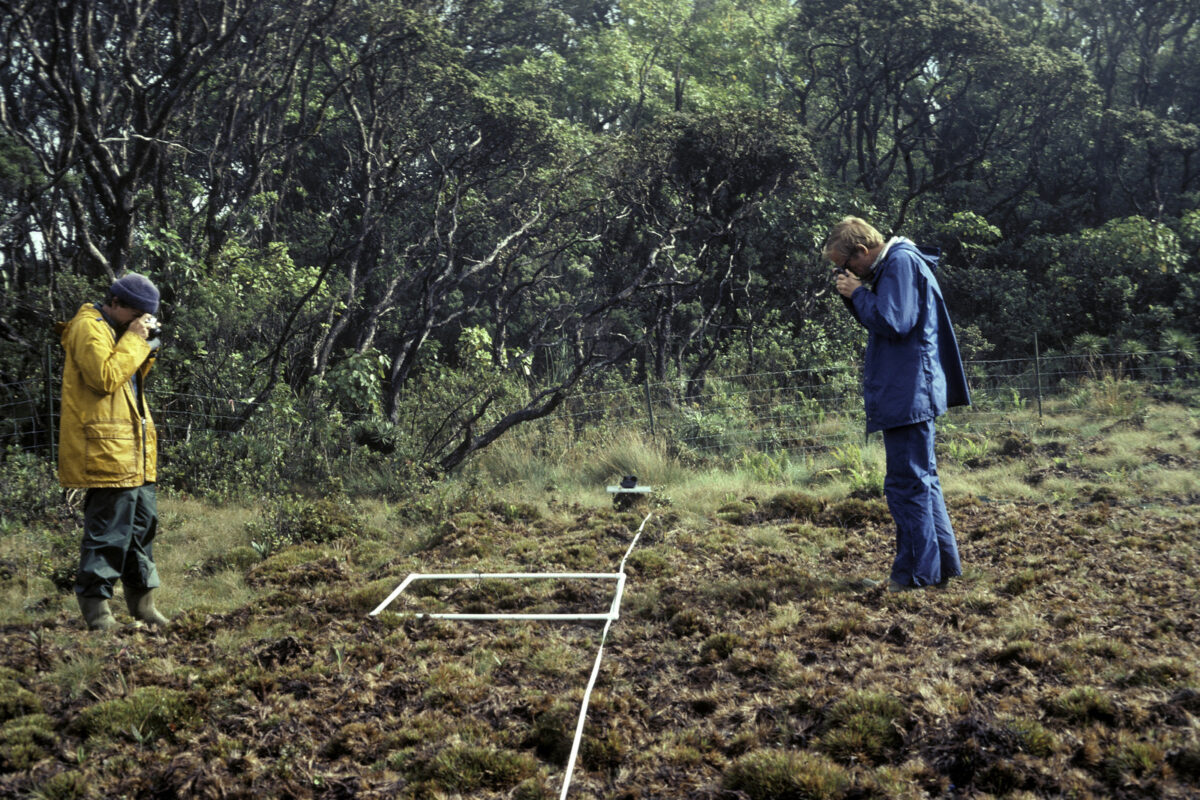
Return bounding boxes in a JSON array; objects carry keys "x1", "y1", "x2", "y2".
[{"x1": 58, "y1": 303, "x2": 158, "y2": 488}]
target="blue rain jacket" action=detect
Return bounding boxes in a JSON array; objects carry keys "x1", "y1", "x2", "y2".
[{"x1": 843, "y1": 239, "x2": 970, "y2": 433}]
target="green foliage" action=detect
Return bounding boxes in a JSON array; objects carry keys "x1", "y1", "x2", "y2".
[
  {"x1": 72, "y1": 687, "x2": 198, "y2": 744},
  {"x1": 1046, "y1": 217, "x2": 1187, "y2": 342},
  {"x1": 245, "y1": 494, "x2": 364, "y2": 560},
  {"x1": 0, "y1": 448, "x2": 69, "y2": 527},
  {"x1": 0, "y1": 134, "x2": 40, "y2": 202},
  {"x1": 1066, "y1": 375, "x2": 1148, "y2": 418},
  {"x1": 942, "y1": 210, "x2": 1002, "y2": 243},
  {"x1": 821, "y1": 444, "x2": 883, "y2": 496},
  {"x1": 0, "y1": 669, "x2": 43, "y2": 722},
  {"x1": 146, "y1": 239, "x2": 335, "y2": 401},
  {"x1": 163, "y1": 429, "x2": 290, "y2": 501},
  {"x1": 0, "y1": 714, "x2": 55, "y2": 770},
  {"x1": 3, "y1": 0, "x2": 1200, "y2": 486},
  {"x1": 326, "y1": 350, "x2": 388, "y2": 416},
  {"x1": 32, "y1": 770, "x2": 89, "y2": 800},
  {"x1": 162, "y1": 384, "x2": 357, "y2": 499}
]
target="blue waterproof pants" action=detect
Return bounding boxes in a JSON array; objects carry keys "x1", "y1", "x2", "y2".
[
  {"x1": 882, "y1": 420, "x2": 962, "y2": 587},
  {"x1": 74, "y1": 484, "x2": 161, "y2": 599}
]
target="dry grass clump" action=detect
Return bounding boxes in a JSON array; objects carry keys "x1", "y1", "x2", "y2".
[
  {"x1": 817, "y1": 690, "x2": 908, "y2": 765},
  {"x1": 723, "y1": 748, "x2": 851, "y2": 800}
]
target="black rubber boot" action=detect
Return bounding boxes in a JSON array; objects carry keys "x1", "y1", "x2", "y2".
[
  {"x1": 125, "y1": 588, "x2": 169, "y2": 626},
  {"x1": 78, "y1": 595, "x2": 118, "y2": 631}
]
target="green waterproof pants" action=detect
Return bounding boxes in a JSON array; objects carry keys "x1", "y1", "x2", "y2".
[{"x1": 74, "y1": 484, "x2": 161, "y2": 599}]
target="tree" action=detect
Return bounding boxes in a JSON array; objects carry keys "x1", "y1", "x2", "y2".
[
  {"x1": 780, "y1": 0, "x2": 1098, "y2": 229},
  {"x1": 0, "y1": 0, "x2": 294, "y2": 278}
]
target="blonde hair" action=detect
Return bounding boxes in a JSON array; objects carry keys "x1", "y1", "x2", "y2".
[{"x1": 823, "y1": 216, "x2": 885, "y2": 260}]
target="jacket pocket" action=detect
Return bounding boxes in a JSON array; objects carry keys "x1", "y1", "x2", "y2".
[{"x1": 83, "y1": 420, "x2": 138, "y2": 482}]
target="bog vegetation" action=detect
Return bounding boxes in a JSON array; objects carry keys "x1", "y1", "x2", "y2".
[
  {"x1": 0, "y1": 381, "x2": 1198, "y2": 798},
  {"x1": 1, "y1": 1, "x2": 1199, "y2": 797}
]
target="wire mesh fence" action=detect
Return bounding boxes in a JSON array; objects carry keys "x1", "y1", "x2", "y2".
[
  {"x1": 534, "y1": 349, "x2": 1200, "y2": 458},
  {"x1": 4, "y1": 349, "x2": 1198, "y2": 463}
]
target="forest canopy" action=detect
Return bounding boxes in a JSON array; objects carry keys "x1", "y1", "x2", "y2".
[{"x1": 2, "y1": 0, "x2": 1198, "y2": 474}]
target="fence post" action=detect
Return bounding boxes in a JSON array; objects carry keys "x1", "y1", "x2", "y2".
[
  {"x1": 1033, "y1": 332, "x2": 1043, "y2": 420},
  {"x1": 45, "y1": 344, "x2": 57, "y2": 462},
  {"x1": 644, "y1": 372, "x2": 656, "y2": 437}
]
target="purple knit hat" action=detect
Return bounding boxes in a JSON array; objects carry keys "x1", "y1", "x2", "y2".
[{"x1": 109, "y1": 272, "x2": 160, "y2": 315}]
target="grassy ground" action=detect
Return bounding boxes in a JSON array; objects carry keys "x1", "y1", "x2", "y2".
[{"x1": 0, "y1": 382, "x2": 1198, "y2": 798}]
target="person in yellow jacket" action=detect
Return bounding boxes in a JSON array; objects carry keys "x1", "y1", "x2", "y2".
[{"x1": 59, "y1": 273, "x2": 169, "y2": 631}]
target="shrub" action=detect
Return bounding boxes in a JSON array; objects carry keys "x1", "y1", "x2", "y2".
[
  {"x1": 0, "y1": 448, "x2": 70, "y2": 527},
  {"x1": 162, "y1": 429, "x2": 289, "y2": 501},
  {"x1": 724, "y1": 748, "x2": 850, "y2": 800},
  {"x1": 245, "y1": 493, "x2": 364, "y2": 559}
]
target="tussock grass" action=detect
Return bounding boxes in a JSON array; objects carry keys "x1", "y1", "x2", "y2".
[{"x1": 724, "y1": 748, "x2": 851, "y2": 799}]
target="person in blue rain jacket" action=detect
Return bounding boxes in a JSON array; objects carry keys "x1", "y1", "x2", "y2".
[{"x1": 823, "y1": 216, "x2": 970, "y2": 592}]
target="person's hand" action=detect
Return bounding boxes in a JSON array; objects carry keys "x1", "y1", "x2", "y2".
[
  {"x1": 835, "y1": 270, "x2": 863, "y2": 298},
  {"x1": 127, "y1": 314, "x2": 151, "y2": 341}
]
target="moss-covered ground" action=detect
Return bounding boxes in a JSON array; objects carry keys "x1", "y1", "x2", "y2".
[{"x1": 0, "y1": 393, "x2": 1198, "y2": 799}]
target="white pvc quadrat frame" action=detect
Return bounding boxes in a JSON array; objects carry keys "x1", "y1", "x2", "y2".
[
  {"x1": 368, "y1": 571, "x2": 626, "y2": 622},
  {"x1": 368, "y1": 512, "x2": 652, "y2": 800}
]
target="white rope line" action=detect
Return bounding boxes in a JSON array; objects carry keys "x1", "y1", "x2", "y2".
[{"x1": 559, "y1": 511, "x2": 651, "y2": 800}]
